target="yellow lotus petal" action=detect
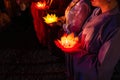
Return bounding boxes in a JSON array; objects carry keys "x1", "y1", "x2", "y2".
[{"x1": 43, "y1": 14, "x2": 58, "y2": 24}]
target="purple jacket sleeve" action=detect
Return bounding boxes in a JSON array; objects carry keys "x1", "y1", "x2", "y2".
[{"x1": 68, "y1": 2, "x2": 90, "y2": 34}]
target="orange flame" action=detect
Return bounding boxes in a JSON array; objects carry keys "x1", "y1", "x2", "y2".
[
  {"x1": 36, "y1": 1, "x2": 46, "y2": 9},
  {"x1": 46, "y1": 0, "x2": 53, "y2": 6},
  {"x1": 58, "y1": 33, "x2": 79, "y2": 48}
]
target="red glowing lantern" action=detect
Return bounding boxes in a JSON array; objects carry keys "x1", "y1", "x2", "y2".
[
  {"x1": 56, "y1": 33, "x2": 79, "y2": 48},
  {"x1": 34, "y1": 0, "x2": 53, "y2": 10},
  {"x1": 35, "y1": 1, "x2": 48, "y2": 9},
  {"x1": 54, "y1": 33, "x2": 82, "y2": 53}
]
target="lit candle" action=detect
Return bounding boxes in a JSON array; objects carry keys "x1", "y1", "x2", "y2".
[
  {"x1": 58, "y1": 33, "x2": 79, "y2": 48},
  {"x1": 43, "y1": 14, "x2": 58, "y2": 24}
]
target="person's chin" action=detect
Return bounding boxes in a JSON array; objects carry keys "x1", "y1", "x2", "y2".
[
  {"x1": 91, "y1": 1, "x2": 96, "y2": 6},
  {"x1": 90, "y1": 0, "x2": 95, "y2": 2},
  {"x1": 90, "y1": 0, "x2": 95, "y2": 5}
]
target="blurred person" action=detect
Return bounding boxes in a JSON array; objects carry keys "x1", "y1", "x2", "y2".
[
  {"x1": 30, "y1": 0, "x2": 69, "y2": 47},
  {"x1": 50, "y1": 0, "x2": 91, "y2": 35},
  {"x1": 54, "y1": 0, "x2": 120, "y2": 80},
  {"x1": 47, "y1": 0, "x2": 91, "y2": 59}
]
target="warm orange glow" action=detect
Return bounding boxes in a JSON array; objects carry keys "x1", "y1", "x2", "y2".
[
  {"x1": 43, "y1": 14, "x2": 58, "y2": 24},
  {"x1": 46, "y1": 0, "x2": 53, "y2": 6},
  {"x1": 57, "y1": 33, "x2": 79, "y2": 48},
  {"x1": 36, "y1": 1, "x2": 46, "y2": 9}
]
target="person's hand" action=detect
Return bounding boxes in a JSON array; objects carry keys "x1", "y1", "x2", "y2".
[
  {"x1": 58, "y1": 16, "x2": 65, "y2": 22},
  {"x1": 54, "y1": 40, "x2": 81, "y2": 53},
  {"x1": 47, "y1": 16, "x2": 65, "y2": 27},
  {"x1": 47, "y1": 21, "x2": 62, "y2": 27},
  {"x1": 47, "y1": 22, "x2": 58, "y2": 27}
]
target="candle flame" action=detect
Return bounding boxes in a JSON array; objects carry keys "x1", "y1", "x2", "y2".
[
  {"x1": 43, "y1": 14, "x2": 58, "y2": 24},
  {"x1": 58, "y1": 33, "x2": 79, "y2": 48}
]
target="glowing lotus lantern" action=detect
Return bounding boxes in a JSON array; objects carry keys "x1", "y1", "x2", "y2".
[
  {"x1": 43, "y1": 14, "x2": 58, "y2": 24},
  {"x1": 57, "y1": 33, "x2": 79, "y2": 48},
  {"x1": 35, "y1": 1, "x2": 47, "y2": 9}
]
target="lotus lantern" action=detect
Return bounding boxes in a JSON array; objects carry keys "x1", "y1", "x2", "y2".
[
  {"x1": 43, "y1": 14, "x2": 58, "y2": 24},
  {"x1": 57, "y1": 33, "x2": 79, "y2": 48},
  {"x1": 35, "y1": 1, "x2": 47, "y2": 9}
]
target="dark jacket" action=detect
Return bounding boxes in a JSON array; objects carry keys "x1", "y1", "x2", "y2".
[{"x1": 66, "y1": 7, "x2": 120, "y2": 80}]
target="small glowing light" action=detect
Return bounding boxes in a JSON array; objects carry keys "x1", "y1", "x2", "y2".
[
  {"x1": 58, "y1": 33, "x2": 79, "y2": 48},
  {"x1": 36, "y1": 1, "x2": 46, "y2": 9},
  {"x1": 43, "y1": 14, "x2": 58, "y2": 24}
]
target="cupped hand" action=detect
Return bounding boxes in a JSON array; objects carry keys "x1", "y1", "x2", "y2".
[
  {"x1": 47, "y1": 23, "x2": 55, "y2": 27},
  {"x1": 58, "y1": 16, "x2": 65, "y2": 22}
]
